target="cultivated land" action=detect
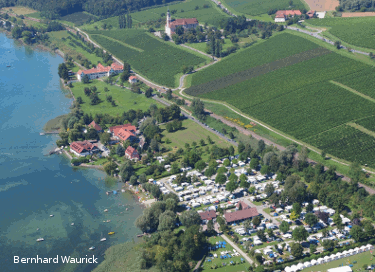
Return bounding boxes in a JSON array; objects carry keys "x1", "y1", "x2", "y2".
[
  {"x1": 303, "y1": 0, "x2": 339, "y2": 11},
  {"x1": 59, "y1": 12, "x2": 98, "y2": 25},
  {"x1": 185, "y1": 32, "x2": 375, "y2": 167},
  {"x1": 1, "y1": 6, "x2": 37, "y2": 15},
  {"x1": 87, "y1": 29, "x2": 208, "y2": 87},
  {"x1": 307, "y1": 17, "x2": 375, "y2": 50},
  {"x1": 69, "y1": 81, "x2": 161, "y2": 115},
  {"x1": 220, "y1": 0, "x2": 306, "y2": 16}
]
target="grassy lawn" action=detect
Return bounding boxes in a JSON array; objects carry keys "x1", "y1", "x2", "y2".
[
  {"x1": 69, "y1": 80, "x2": 162, "y2": 115},
  {"x1": 160, "y1": 119, "x2": 233, "y2": 150},
  {"x1": 2, "y1": 6, "x2": 37, "y2": 15},
  {"x1": 301, "y1": 250, "x2": 375, "y2": 271},
  {"x1": 201, "y1": 236, "x2": 249, "y2": 271},
  {"x1": 186, "y1": 42, "x2": 208, "y2": 53}
]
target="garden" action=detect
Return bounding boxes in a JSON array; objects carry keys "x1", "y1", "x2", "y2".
[{"x1": 87, "y1": 29, "x2": 208, "y2": 87}]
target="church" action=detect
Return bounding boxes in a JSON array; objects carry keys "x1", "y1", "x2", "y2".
[{"x1": 165, "y1": 8, "x2": 199, "y2": 37}]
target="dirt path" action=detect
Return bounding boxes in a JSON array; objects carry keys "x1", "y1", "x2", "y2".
[
  {"x1": 342, "y1": 12, "x2": 375, "y2": 17},
  {"x1": 221, "y1": 234, "x2": 254, "y2": 264}
]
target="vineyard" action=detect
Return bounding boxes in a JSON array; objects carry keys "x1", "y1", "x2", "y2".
[
  {"x1": 307, "y1": 17, "x2": 375, "y2": 50},
  {"x1": 189, "y1": 33, "x2": 320, "y2": 87},
  {"x1": 221, "y1": 0, "x2": 306, "y2": 16},
  {"x1": 305, "y1": 125, "x2": 375, "y2": 168},
  {"x1": 88, "y1": 29, "x2": 207, "y2": 87},
  {"x1": 355, "y1": 116, "x2": 375, "y2": 133}
]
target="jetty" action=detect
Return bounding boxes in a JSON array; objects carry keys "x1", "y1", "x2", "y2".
[{"x1": 40, "y1": 131, "x2": 59, "y2": 135}]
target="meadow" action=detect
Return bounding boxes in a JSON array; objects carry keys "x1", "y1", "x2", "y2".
[
  {"x1": 87, "y1": 29, "x2": 208, "y2": 87},
  {"x1": 221, "y1": 0, "x2": 306, "y2": 16},
  {"x1": 1, "y1": 6, "x2": 37, "y2": 15},
  {"x1": 69, "y1": 81, "x2": 161, "y2": 115},
  {"x1": 59, "y1": 12, "x2": 98, "y2": 25},
  {"x1": 186, "y1": 32, "x2": 375, "y2": 166},
  {"x1": 308, "y1": 17, "x2": 375, "y2": 50}
]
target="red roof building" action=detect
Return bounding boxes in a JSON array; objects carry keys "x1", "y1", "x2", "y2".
[
  {"x1": 125, "y1": 146, "x2": 140, "y2": 160},
  {"x1": 77, "y1": 63, "x2": 124, "y2": 82},
  {"x1": 117, "y1": 128, "x2": 135, "y2": 142},
  {"x1": 224, "y1": 207, "x2": 259, "y2": 224},
  {"x1": 200, "y1": 210, "x2": 217, "y2": 223},
  {"x1": 129, "y1": 75, "x2": 138, "y2": 83},
  {"x1": 306, "y1": 10, "x2": 316, "y2": 18},
  {"x1": 70, "y1": 140, "x2": 99, "y2": 157},
  {"x1": 108, "y1": 124, "x2": 137, "y2": 134},
  {"x1": 88, "y1": 121, "x2": 103, "y2": 132},
  {"x1": 236, "y1": 201, "x2": 250, "y2": 210},
  {"x1": 165, "y1": 8, "x2": 199, "y2": 36},
  {"x1": 274, "y1": 10, "x2": 302, "y2": 22}
]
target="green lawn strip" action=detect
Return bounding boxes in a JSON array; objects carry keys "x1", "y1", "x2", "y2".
[
  {"x1": 330, "y1": 80, "x2": 375, "y2": 103},
  {"x1": 355, "y1": 115, "x2": 375, "y2": 133},
  {"x1": 301, "y1": 250, "x2": 374, "y2": 272},
  {"x1": 91, "y1": 34, "x2": 144, "y2": 52},
  {"x1": 159, "y1": 119, "x2": 233, "y2": 150},
  {"x1": 347, "y1": 122, "x2": 375, "y2": 139},
  {"x1": 70, "y1": 80, "x2": 162, "y2": 116}
]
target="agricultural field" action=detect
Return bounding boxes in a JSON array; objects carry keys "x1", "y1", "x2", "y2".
[
  {"x1": 1, "y1": 6, "x2": 37, "y2": 15},
  {"x1": 355, "y1": 116, "x2": 375, "y2": 133},
  {"x1": 87, "y1": 29, "x2": 208, "y2": 87},
  {"x1": 69, "y1": 80, "x2": 161, "y2": 116},
  {"x1": 307, "y1": 17, "x2": 375, "y2": 50},
  {"x1": 188, "y1": 33, "x2": 321, "y2": 87},
  {"x1": 305, "y1": 125, "x2": 375, "y2": 167},
  {"x1": 185, "y1": 32, "x2": 375, "y2": 166},
  {"x1": 59, "y1": 12, "x2": 98, "y2": 25},
  {"x1": 221, "y1": 0, "x2": 307, "y2": 16}
]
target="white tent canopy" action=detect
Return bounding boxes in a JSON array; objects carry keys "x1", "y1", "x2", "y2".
[
  {"x1": 311, "y1": 259, "x2": 317, "y2": 265},
  {"x1": 304, "y1": 261, "x2": 312, "y2": 268}
]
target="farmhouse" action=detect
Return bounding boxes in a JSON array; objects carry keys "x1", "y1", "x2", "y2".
[
  {"x1": 129, "y1": 76, "x2": 138, "y2": 84},
  {"x1": 125, "y1": 146, "x2": 140, "y2": 161},
  {"x1": 77, "y1": 63, "x2": 123, "y2": 81},
  {"x1": 224, "y1": 207, "x2": 259, "y2": 224},
  {"x1": 306, "y1": 10, "x2": 316, "y2": 18},
  {"x1": 70, "y1": 140, "x2": 99, "y2": 157},
  {"x1": 165, "y1": 8, "x2": 198, "y2": 37},
  {"x1": 108, "y1": 124, "x2": 137, "y2": 143},
  {"x1": 200, "y1": 210, "x2": 217, "y2": 224},
  {"x1": 274, "y1": 10, "x2": 302, "y2": 22}
]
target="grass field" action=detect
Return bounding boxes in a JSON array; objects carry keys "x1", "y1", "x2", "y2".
[
  {"x1": 185, "y1": 32, "x2": 375, "y2": 167},
  {"x1": 220, "y1": 0, "x2": 307, "y2": 16},
  {"x1": 69, "y1": 80, "x2": 161, "y2": 115},
  {"x1": 302, "y1": 250, "x2": 375, "y2": 271},
  {"x1": 160, "y1": 119, "x2": 233, "y2": 150},
  {"x1": 2, "y1": 6, "x2": 37, "y2": 15},
  {"x1": 87, "y1": 29, "x2": 208, "y2": 87},
  {"x1": 59, "y1": 12, "x2": 98, "y2": 25},
  {"x1": 308, "y1": 17, "x2": 375, "y2": 50}
]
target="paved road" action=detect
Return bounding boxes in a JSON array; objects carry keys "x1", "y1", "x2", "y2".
[
  {"x1": 221, "y1": 234, "x2": 254, "y2": 264},
  {"x1": 287, "y1": 26, "x2": 370, "y2": 56},
  {"x1": 241, "y1": 198, "x2": 280, "y2": 226}
]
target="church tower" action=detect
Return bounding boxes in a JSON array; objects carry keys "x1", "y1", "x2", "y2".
[{"x1": 166, "y1": 7, "x2": 171, "y2": 28}]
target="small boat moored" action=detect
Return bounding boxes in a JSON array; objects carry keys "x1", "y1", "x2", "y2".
[
  {"x1": 71, "y1": 223, "x2": 74, "y2": 226},
  {"x1": 36, "y1": 237, "x2": 44, "y2": 242},
  {"x1": 108, "y1": 232, "x2": 115, "y2": 235},
  {"x1": 104, "y1": 209, "x2": 108, "y2": 212},
  {"x1": 100, "y1": 237, "x2": 107, "y2": 242},
  {"x1": 50, "y1": 215, "x2": 54, "y2": 217},
  {"x1": 89, "y1": 246, "x2": 95, "y2": 250}
]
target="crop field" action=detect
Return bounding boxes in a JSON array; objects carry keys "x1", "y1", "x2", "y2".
[
  {"x1": 305, "y1": 125, "x2": 375, "y2": 167},
  {"x1": 87, "y1": 29, "x2": 207, "y2": 87},
  {"x1": 308, "y1": 17, "x2": 375, "y2": 50},
  {"x1": 131, "y1": 0, "x2": 230, "y2": 26},
  {"x1": 60, "y1": 12, "x2": 98, "y2": 25},
  {"x1": 334, "y1": 67, "x2": 375, "y2": 99},
  {"x1": 189, "y1": 33, "x2": 320, "y2": 87},
  {"x1": 1, "y1": 6, "x2": 37, "y2": 15},
  {"x1": 221, "y1": 0, "x2": 306, "y2": 16}
]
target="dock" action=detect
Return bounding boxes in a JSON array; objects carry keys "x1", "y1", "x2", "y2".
[{"x1": 40, "y1": 131, "x2": 59, "y2": 135}]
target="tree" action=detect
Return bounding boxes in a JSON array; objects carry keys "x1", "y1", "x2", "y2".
[
  {"x1": 58, "y1": 63, "x2": 69, "y2": 80},
  {"x1": 243, "y1": 219, "x2": 251, "y2": 232},
  {"x1": 99, "y1": 132, "x2": 111, "y2": 145},
  {"x1": 116, "y1": 144, "x2": 125, "y2": 156},
  {"x1": 316, "y1": 211, "x2": 329, "y2": 224},
  {"x1": 260, "y1": 165, "x2": 270, "y2": 175},
  {"x1": 305, "y1": 213, "x2": 318, "y2": 227},
  {"x1": 119, "y1": 160, "x2": 134, "y2": 182},
  {"x1": 180, "y1": 210, "x2": 201, "y2": 227},
  {"x1": 207, "y1": 136, "x2": 213, "y2": 144},
  {"x1": 310, "y1": 243, "x2": 317, "y2": 254},
  {"x1": 321, "y1": 150, "x2": 326, "y2": 159},
  {"x1": 129, "y1": 175, "x2": 137, "y2": 185},
  {"x1": 158, "y1": 210, "x2": 176, "y2": 231},
  {"x1": 240, "y1": 177, "x2": 250, "y2": 189},
  {"x1": 306, "y1": 203, "x2": 314, "y2": 213},
  {"x1": 264, "y1": 184, "x2": 275, "y2": 197},
  {"x1": 195, "y1": 160, "x2": 206, "y2": 171},
  {"x1": 139, "y1": 173, "x2": 147, "y2": 183},
  {"x1": 145, "y1": 88, "x2": 152, "y2": 98},
  {"x1": 280, "y1": 221, "x2": 290, "y2": 233},
  {"x1": 292, "y1": 202, "x2": 302, "y2": 216},
  {"x1": 191, "y1": 98, "x2": 205, "y2": 120},
  {"x1": 82, "y1": 74, "x2": 90, "y2": 84},
  {"x1": 207, "y1": 219, "x2": 214, "y2": 233},
  {"x1": 290, "y1": 243, "x2": 303, "y2": 258},
  {"x1": 350, "y1": 225, "x2": 364, "y2": 242},
  {"x1": 226, "y1": 180, "x2": 238, "y2": 193},
  {"x1": 289, "y1": 211, "x2": 298, "y2": 221},
  {"x1": 334, "y1": 40, "x2": 341, "y2": 49},
  {"x1": 215, "y1": 173, "x2": 227, "y2": 185},
  {"x1": 332, "y1": 213, "x2": 343, "y2": 230},
  {"x1": 292, "y1": 226, "x2": 308, "y2": 243},
  {"x1": 104, "y1": 161, "x2": 117, "y2": 175},
  {"x1": 252, "y1": 216, "x2": 261, "y2": 227},
  {"x1": 250, "y1": 158, "x2": 259, "y2": 170},
  {"x1": 223, "y1": 159, "x2": 231, "y2": 167}
]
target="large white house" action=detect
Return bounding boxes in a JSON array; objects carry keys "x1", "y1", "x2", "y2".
[
  {"x1": 165, "y1": 8, "x2": 198, "y2": 37},
  {"x1": 77, "y1": 63, "x2": 123, "y2": 81},
  {"x1": 274, "y1": 10, "x2": 302, "y2": 22}
]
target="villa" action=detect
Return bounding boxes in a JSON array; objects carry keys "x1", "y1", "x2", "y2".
[{"x1": 77, "y1": 63, "x2": 124, "y2": 81}]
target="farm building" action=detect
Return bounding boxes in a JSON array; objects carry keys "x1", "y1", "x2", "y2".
[
  {"x1": 274, "y1": 10, "x2": 302, "y2": 22},
  {"x1": 77, "y1": 63, "x2": 123, "y2": 81},
  {"x1": 224, "y1": 207, "x2": 259, "y2": 224},
  {"x1": 165, "y1": 8, "x2": 198, "y2": 37},
  {"x1": 129, "y1": 76, "x2": 138, "y2": 84}
]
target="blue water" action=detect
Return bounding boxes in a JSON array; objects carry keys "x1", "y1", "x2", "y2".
[{"x1": 0, "y1": 33, "x2": 143, "y2": 272}]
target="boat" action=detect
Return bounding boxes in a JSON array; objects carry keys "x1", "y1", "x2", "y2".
[
  {"x1": 71, "y1": 223, "x2": 74, "y2": 226},
  {"x1": 50, "y1": 214, "x2": 54, "y2": 217},
  {"x1": 36, "y1": 237, "x2": 44, "y2": 242},
  {"x1": 104, "y1": 209, "x2": 108, "y2": 212},
  {"x1": 100, "y1": 237, "x2": 107, "y2": 242},
  {"x1": 108, "y1": 232, "x2": 115, "y2": 235},
  {"x1": 36, "y1": 228, "x2": 40, "y2": 231},
  {"x1": 39, "y1": 133, "x2": 45, "y2": 136},
  {"x1": 6, "y1": 65, "x2": 11, "y2": 67},
  {"x1": 89, "y1": 246, "x2": 95, "y2": 250},
  {"x1": 106, "y1": 220, "x2": 111, "y2": 223}
]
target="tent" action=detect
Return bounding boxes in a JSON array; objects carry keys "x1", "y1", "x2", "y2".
[
  {"x1": 290, "y1": 264, "x2": 298, "y2": 272},
  {"x1": 324, "y1": 256, "x2": 330, "y2": 262},
  {"x1": 285, "y1": 267, "x2": 292, "y2": 272},
  {"x1": 311, "y1": 259, "x2": 317, "y2": 266},
  {"x1": 304, "y1": 261, "x2": 311, "y2": 268},
  {"x1": 297, "y1": 263, "x2": 305, "y2": 270},
  {"x1": 348, "y1": 249, "x2": 354, "y2": 255},
  {"x1": 317, "y1": 258, "x2": 324, "y2": 264},
  {"x1": 342, "y1": 250, "x2": 349, "y2": 257}
]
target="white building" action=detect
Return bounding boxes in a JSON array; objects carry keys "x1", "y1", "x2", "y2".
[
  {"x1": 77, "y1": 63, "x2": 123, "y2": 81},
  {"x1": 165, "y1": 8, "x2": 199, "y2": 37}
]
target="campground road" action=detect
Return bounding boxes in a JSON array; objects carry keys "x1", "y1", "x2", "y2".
[
  {"x1": 220, "y1": 234, "x2": 254, "y2": 264},
  {"x1": 241, "y1": 198, "x2": 280, "y2": 226}
]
